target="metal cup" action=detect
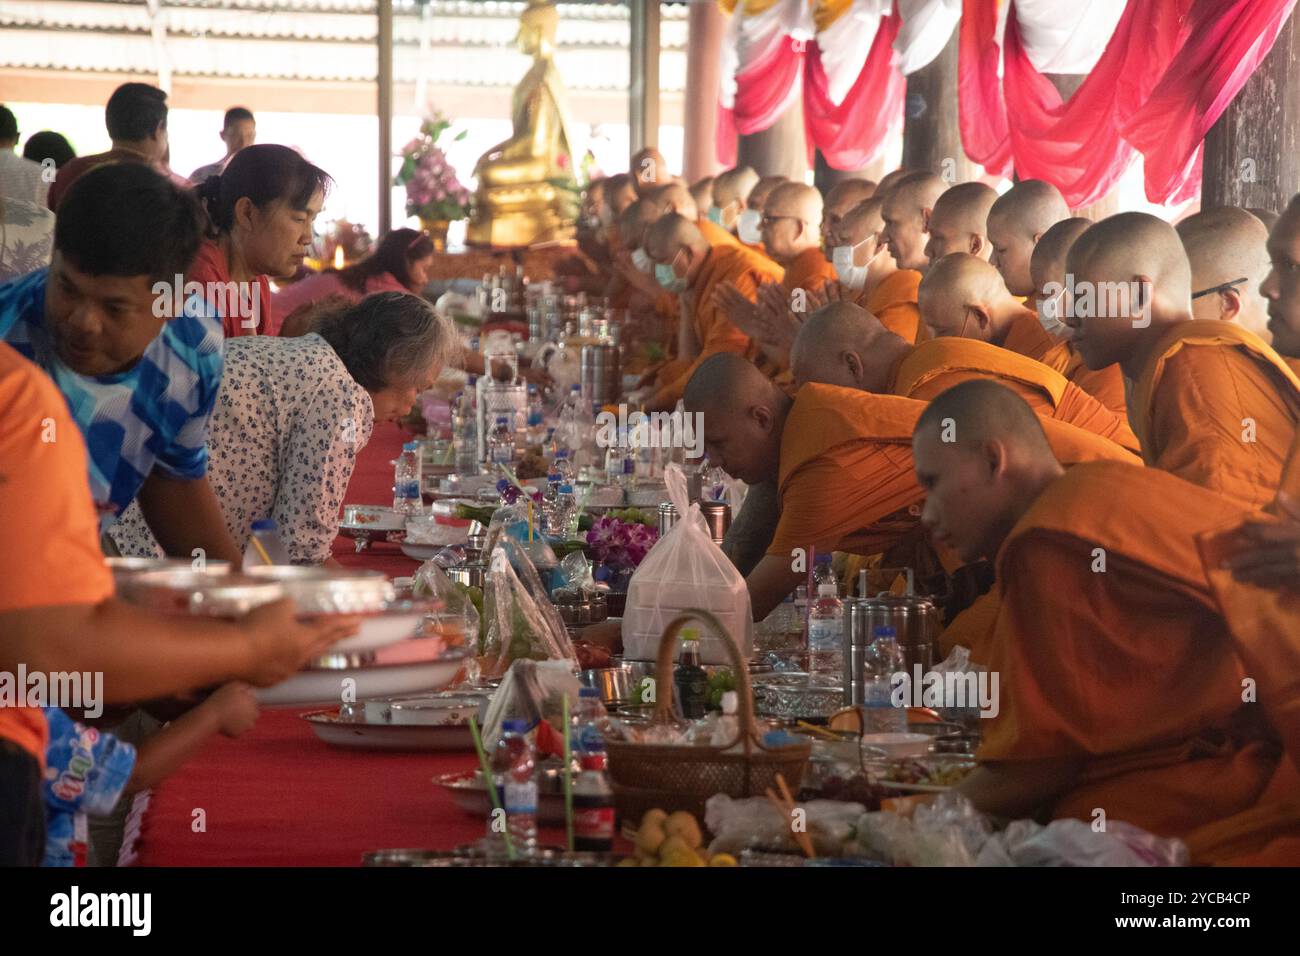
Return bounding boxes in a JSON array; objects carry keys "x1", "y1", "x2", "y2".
[{"x1": 699, "y1": 501, "x2": 731, "y2": 545}]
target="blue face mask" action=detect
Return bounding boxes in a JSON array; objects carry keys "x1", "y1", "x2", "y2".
[
  {"x1": 707, "y1": 205, "x2": 725, "y2": 226},
  {"x1": 655, "y1": 261, "x2": 687, "y2": 293}
]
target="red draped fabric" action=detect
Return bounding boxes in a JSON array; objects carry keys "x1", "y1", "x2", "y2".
[
  {"x1": 804, "y1": 12, "x2": 907, "y2": 170},
  {"x1": 958, "y1": 0, "x2": 1296, "y2": 208},
  {"x1": 716, "y1": 34, "x2": 805, "y2": 168}
]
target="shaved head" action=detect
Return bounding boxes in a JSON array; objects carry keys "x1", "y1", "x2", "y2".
[
  {"x1": 1065, "y1": 213, "x2": 1193, "y2": 375},
  {"x1": 876, "y1": 167, "x2": 921, "y2": 199},
  {"x1": 881, "y1": 172, "x2": 948, "y2": 272},
  {"x1": 823, "y1": 178, "x2": 878, "y2": 244},
  {"x1": 919, "y1": 252, "x2": 1016, "y2": 341},
  {"x1": 1260, "y1": 194, "x2": 1300, "y2": 358},
  {"x1": 988, "y1": 180, "x2": 1072, "y2": 296},
  {"x1": 617, "y1": 198, "x2": 661, "y2": 251},
  {"x1": 631, "y1": 147, "x2": 670, "y2": 195},
  {"x1": 645, "y1": 212, "x2": 710, "y2": 289},
  {"x1": 647, "y1": 181, "x2": 699, "y2": 223},
  {"x1": 748, "y1": 176, "x2": 788, "y2": 214},
  {"x1": 763, "y1": 182, "x2": 824, "y2": 262},
  {"x1": 682, "y1": 353, "x2": 789, "y2": 484},
  {"x1": 826, "y1": 196, "x2": 894, "y2": 288},
  {"x1": 789, "y1": 301, "x2": 910, "y2": 392},
  {"x1": 714, "y1": 166, "x2": 759, "y2": 207},
  {"x1": 1249, "y1": 208, "x2": 1280, "y2": 231},
  {"x1": 605, "y1": 173, "x2": 638, "y2": 216},
  {"x1": 1030, "y1": 217, "x2": 1092, "y2": 297},
  {"x1": 925, "y1": 182, "x2": 997, "y2": 264},
  {"x1": 1176, "y1": 206, "x2": 1272, "y2": 341},
  {"x1": 689, "y1": 176, "x2": 716, "y2": 216},
  {"x1": 913, "y1": 379, "x2": 1063, "y2": 564}
]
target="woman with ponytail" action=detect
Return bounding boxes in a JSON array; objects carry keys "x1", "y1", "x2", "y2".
[
  {"x1": 270, "y1": 227, "x2": 435, "y2": 337},
  {"x1": 191, "y1": 143, "x2": 331, "y2": 338}
]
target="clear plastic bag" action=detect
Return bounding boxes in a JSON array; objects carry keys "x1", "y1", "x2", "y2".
[
  {"x1": 621, "y1": 464, "x2": 754, "y2": 664},
  {"x1": 704, "y1": 794, "x2": 866, "y2": 858},
  {"x1": 476, "y1": 539, "x2": 576, "y2": 680},
  {"x1": 480, "y1": 658, "x2": 583, "y2": 750},
  {"x1": 412, "y1": 560, "x2": 481, "y2": 651},
  {"x1": 976, "y1": 818, "x2": 1189, "y2": 867}
]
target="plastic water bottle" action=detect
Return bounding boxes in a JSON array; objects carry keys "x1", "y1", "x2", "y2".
[
  {"x1": 453, "y1": 390, "x2": 479, "y2": 474},
  {"x1": 487, "y1": 416, "x2": 515, "y2": 468},
  {"x1": 243, "y1": 518, "x2": 291, "y2": 566},
  {"x1": 552, "y1": 449, "x2": 575, "y2": 484},
  {"x1": 489, "y1": 719, "x2": 538, "y2": 856},
  {"x1": 431, "y1": 544, "x2": 468, "y2": 569},
  {"x1": 604, "y1": 427, "x2": 625, "y2": 486},
  {"x1": 807, "y1": 554, "x2": 844, "y2": 685},
  {"x1": 540, "y1": 471, "x2": 562, "y2": 536},
  {"x1": 393, "y1": 441, "x2": 423, "y2": 514},
  {"x1": 527, "y1": 384, "x2": 544, "y2": 430},
  {"x1": 553, "y1": 483, "x2": 577, "y2": 537},
  {"x1": 863, "y1": 625, "x2": 908, "y2": 734},
  {"x1": 570, "y1": 687, "x2": 610, "y2": 758}
]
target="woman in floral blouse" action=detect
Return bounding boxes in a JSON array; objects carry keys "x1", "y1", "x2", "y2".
[{"x1": 112, "y1": 291, "x2": 455, "y2": 564}]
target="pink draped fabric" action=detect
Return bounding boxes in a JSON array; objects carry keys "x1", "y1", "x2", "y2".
[
  {"x1": 716, "y1": 34, "x2": 805, "y2": 167},
  {"x1": 804, "y1": 11, "x2": 907, "y2": 170},
  {"x1": 958, "y1": 0, "x2": 1295, "y2": 208}
]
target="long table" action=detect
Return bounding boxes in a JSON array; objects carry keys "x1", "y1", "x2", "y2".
[{"x1": 133, "y1": 421, "x2": 572, "y2": 865}]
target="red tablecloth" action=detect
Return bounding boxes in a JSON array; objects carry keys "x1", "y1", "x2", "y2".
[{"x1": 134, "y1": 421, "x2": 569, "y2": 865}]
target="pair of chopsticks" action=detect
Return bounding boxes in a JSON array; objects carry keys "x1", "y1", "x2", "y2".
[
  {"x1": 795, "y1": 720, "x2": 842, "y2": 742},
  {"x1": 765, "y1": 772, "x2": 815, "y2": 859}
]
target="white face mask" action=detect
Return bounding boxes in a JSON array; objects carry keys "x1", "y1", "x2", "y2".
[
  {"x1": 631, "y1": 247, "x2": 653, "y2": 275},
  {"x1": 737, "y1": 209, "x2": 763, "y2": 245},
  {"x1": 831, "y1": 238, "x2": 884, "y2": 292},
  {"x1": 1038, "y1": 287, "x2": 1068, "y2": 338}
]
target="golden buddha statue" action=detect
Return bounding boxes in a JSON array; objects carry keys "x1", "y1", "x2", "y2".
[{"x1": 467, "y1": 0, "x2": 581, "y2": 248}]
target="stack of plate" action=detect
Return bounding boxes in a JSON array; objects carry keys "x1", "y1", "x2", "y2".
[{"x1": 117, "y1": 569, "x2": 283, "y2": 617}]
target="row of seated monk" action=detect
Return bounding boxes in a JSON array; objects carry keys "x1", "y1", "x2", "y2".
[{"x1": 573, "y1": 149, "x2": 1300, "y2": 866}]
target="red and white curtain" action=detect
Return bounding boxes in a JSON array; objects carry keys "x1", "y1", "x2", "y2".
[{"x1": 715, "y1": 0, "x2": 1298, "y2": 204}]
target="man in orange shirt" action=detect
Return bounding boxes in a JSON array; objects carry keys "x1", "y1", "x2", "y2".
[
  {"x1": 916, "y1": 257, "x2": 1139, "y2": 451},
  {"x1": 1026, "y1": 217, "x2": 1129, "y2": 417},
  {"x1": 737, "y1": 176, "x2": 787, "y2": 249},
  {"x1": 986, "y1": 179, "x2": 1071, "y2": 298},
  {"x1": 880, "y1": 171, "x2": 947, "y2": 274},
  {"x1": 914, "y1": 379, "x2": 1296, "y2": 863},
  {"x1": 1067, "y1": 212, "x2": 1300, "y2": 510},
  {"x1": 923, "y1": 182, "x2": 997, "y2": 265},
  {"x1": 0, "y1": 343, "x2": 354, "y2": 863},
  {"x1": 818, "y1": 197, "x2": 925, "y2": 344},
  {"x1": 640, "y1": 214, "x2": 783, "y2": 411}
]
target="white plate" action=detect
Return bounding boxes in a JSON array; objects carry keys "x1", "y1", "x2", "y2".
[
  {"x1": 255, "y1": 654, "x2": 463, "y2": 707},
  {"x1": 328, "y1": 611, "x2": 425, "y2": 654},
  {"x1": 400, "y1": 543, "x2": 440, "y2": 562},
  {"x1": 303, "y1": 711, "x2": 474, "y2": 751},
  {"x1": 436, "y1": 771, "x2": 569, "y2": 825},
  {"x1": 340, "y1": 505, "x2": 408, "y2": 532}
]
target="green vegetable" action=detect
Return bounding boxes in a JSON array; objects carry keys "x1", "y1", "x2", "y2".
[{"x1": 454, "y1": 503, "x2": 500, "y2": 525}]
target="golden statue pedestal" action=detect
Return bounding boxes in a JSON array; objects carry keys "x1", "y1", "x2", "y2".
[{"x1": 467, "y1": 182, "x2": 578, "y2": 248}]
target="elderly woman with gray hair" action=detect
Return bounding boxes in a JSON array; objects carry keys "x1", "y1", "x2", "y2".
[{"x1": 112, "y1": 291, "x2": 455, "y2": 565}]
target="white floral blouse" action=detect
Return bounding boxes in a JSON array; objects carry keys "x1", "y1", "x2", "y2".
[{"x1": 111, "y1": 332, "x2": 375, "y2": 564}]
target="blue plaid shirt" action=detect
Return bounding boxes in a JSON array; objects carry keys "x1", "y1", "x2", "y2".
[{"x1": 0, "y1": 268, "x2": 223, "y2": 519}]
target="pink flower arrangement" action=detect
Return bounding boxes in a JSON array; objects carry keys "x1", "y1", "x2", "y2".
[
  {"x1": 395, "y1": 112, "x2": 473, "y2": 221},
  {"x1": 586, "y1": 516, "x2": 658, "y2": 571}
]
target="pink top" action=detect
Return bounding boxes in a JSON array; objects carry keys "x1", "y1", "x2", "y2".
[
  {"x1": 269, "y1": 270, "x2": 409, "y2": 333},
  {"x1": 188, "y1": 238, "x2": 273, "y2": 339}
]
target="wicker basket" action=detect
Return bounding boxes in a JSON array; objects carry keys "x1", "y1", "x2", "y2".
[{"x1": 604, "y1": 610, "x2": 811, "y2": 823}]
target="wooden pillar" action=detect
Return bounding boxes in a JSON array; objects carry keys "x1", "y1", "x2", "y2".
[
  {"x1": 1046, "y1": 73, "x2": 1118, "y2": 219},
  {"x1": 814, "y1": 151, "x2": 888, "y2": 195},
  {"x1": 901, "y1": 29, "x2": 976, "y2": 181},
  {"x1": 1202, "y1": 11, "x2": 1300, "y2": 213},
  {"x1": 682, "y1": 0, "x2": 727, "y2": 182},
  {"x1": 377, "y1": 0, "x2": 393, "y2": 235},
  {"x1": 630, "y1": 0, "x2": 662, "y2": 154},
  {"x1": 738, "y1": 95, "x2": 808, "y2": 181}
]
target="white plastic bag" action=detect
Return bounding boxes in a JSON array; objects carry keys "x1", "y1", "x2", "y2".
[{"x1": 621, "y1": 464, "x2": 754, "y2": 664}]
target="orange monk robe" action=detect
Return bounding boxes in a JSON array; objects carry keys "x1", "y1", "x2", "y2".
[
  {"x1": 981, "y1": 461, "x2": 1288, "y2": 857},
  {"x1": 890, "y1": 337, "x2": 1141, "y2": 454},
  {"x1": 1002, "y1": 307, "x2": 1127, "y2": 417},
  {"x1": 1129, "y1": 320, "x2": 1300, "y2": 512},
  {"x1": 780, "y1": 247, "x2": 840, "y2": 299},
  {"x1": 647, "y1": 244, "x2": 785, "y2": 408},
  {"x1": 857, "y1": 269, "x2": 927, "y2": 345},
  {"x1": 767, "y1": 384, "x2": 1137, "y2": 561}
]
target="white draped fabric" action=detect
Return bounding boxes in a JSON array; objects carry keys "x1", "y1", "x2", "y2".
[
  {"x1": 1013, "y1": 0, "x2": 1127, "y2": 74},
  {"x1": 817, "y1": 0, "x2": 891, "y2": 105}
]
